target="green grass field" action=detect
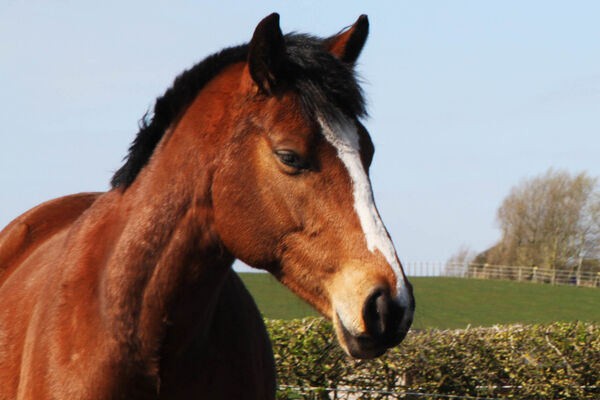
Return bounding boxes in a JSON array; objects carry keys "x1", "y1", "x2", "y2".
[
  {"x1": 238, "y1": 273, "x2": 600, "y2": 329},
  {"x1": 239, "y1": 272, "x2": 320, "y2": 319}
]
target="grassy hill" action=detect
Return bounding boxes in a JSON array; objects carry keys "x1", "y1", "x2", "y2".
[
  {"x1": 238, "y1": 272, "x2": 320, "y2": 320},
  {"x1": 238, "y1": 273, "x2": 600, "y2": 329}
]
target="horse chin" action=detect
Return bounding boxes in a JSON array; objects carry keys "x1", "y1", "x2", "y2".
[{"x1": 333, "y1": 313, "x2": 391, "y2": 360}]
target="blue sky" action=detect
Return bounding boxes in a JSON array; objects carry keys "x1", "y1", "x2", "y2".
[{"x1": 1, "y1": 1, "x2": 599, "y2": 272}]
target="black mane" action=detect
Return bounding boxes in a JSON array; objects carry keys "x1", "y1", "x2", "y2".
[{"x1": 111, "y1": 34, "x2": 366, "y2": 189}]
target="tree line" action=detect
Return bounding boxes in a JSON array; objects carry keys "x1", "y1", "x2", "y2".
[{"x1": 451, "y1": 169, "x2": 600, "y2": 275}]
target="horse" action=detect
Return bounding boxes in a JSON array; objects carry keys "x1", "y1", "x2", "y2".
[{"x1": 0, "y1": 13, "x2": 414, "y2": 399}]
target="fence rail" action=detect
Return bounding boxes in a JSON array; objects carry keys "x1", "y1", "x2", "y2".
[{"x1": 403, "y1": 261, "x2": 600, "y2": 288}]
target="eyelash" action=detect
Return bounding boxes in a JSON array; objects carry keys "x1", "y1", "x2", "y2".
[{"x1": 275, "y1": 150, "x2": 309, "y2": 171}]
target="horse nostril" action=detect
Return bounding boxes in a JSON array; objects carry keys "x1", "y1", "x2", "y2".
[{"x1": 363, "y1": 287, "x2": 403, "y2": 339}]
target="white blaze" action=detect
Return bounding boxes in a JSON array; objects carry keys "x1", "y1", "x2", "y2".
[{"x1": 318, "y1": 116, "x2": 410, "y2": 306}]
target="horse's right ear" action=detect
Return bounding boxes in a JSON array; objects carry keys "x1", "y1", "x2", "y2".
[{"x1": 248, "y1": 13, "x2": 287, "y2": 95}]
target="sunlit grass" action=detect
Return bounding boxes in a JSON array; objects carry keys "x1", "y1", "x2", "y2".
[{"x1": 239, "y1": 273, "x2": 600, "y2": 329}]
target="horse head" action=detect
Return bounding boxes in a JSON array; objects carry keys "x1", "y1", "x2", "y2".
[{"x1": 209, "y1": 14, "x2": 415, "y2": 359}]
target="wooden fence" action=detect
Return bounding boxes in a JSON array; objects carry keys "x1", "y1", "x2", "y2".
[{"x1": 403, "y1": 261, "x2": 600, "y2": 288}]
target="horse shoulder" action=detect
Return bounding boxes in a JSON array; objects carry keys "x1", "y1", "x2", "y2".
[{"x1": 0, "y1": 192, "x2": 102, "y2": 398}]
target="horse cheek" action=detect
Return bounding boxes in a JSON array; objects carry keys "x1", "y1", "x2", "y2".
[{"x1": 211, "y1": 160, "x2": 274, "y2": 269}]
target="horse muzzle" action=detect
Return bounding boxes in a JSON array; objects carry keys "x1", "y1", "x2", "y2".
[{"x1": 334, "y1": 284, "x2": 414, "y2": 359}]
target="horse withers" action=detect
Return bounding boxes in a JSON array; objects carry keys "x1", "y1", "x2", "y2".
[{"x1": 0, "y1": 14, "x2": 414, "y2": 399}]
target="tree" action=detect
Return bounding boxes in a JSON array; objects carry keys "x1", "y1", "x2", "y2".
[
  {"x1": 445, "y1": 245, "x2": 477, "y2": 276},
  {"x1": 447, "y1": 245, "x2": 477, "y2": 265},
  {"x1": 484, "y1": 169, "x2": 600, "y2": 271}
]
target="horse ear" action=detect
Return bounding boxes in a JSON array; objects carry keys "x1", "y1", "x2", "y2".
[
  {"x1": 248, "y1": 13, "x2": 287, "y2": 94},
  {"x1": 325, "y1": 15, "x2": 369, "y2": 65}
]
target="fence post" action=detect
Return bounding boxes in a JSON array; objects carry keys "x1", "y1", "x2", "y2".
[
  {"x1": 518, "y1": 267, "x2": 522, "y2": 282},
  {"x1": 552, "y1": 269, "x2": 556, "y2": 285}
]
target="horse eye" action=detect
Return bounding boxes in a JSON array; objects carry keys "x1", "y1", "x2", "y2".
[{"x1": 275, "y1": 150, "x2": 308, "y2": 171}]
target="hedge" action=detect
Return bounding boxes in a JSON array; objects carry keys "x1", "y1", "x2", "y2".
[{"x1": 266, "y1": 318, "x2": 600, "y2": 399}]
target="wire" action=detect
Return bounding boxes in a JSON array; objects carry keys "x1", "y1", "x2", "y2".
[{"x1": 279, "y1": 385, "x2": 503, "y2": 400}]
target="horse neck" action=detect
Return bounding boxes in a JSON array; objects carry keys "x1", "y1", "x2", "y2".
[
  {"x1": 104, "y1": 188, "x2": 231, "y2": 360},
  {"x1": 102, "y1": 66, "x2": 244, "y2": 364}
]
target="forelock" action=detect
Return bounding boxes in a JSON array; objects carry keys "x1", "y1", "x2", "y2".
[{"x1": 284, "y1": 34, "x2": 367, "y2": 122}]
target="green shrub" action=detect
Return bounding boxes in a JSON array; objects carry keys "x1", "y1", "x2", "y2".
[{"x1": 266, "y1": 318, "x2": 600, "y2": 399}]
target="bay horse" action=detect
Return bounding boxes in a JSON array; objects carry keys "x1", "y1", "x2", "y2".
[{"x1": 0, "y1": 14, "x2": 414, "y2": 399}]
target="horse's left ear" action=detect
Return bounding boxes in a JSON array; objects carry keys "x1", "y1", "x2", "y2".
[
  {"x1": 325, "y1": 15, "x2": 369, "y2": 65},
  {"x1": 248, "y1": 13, "x2": 287, "y2": 94}
]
